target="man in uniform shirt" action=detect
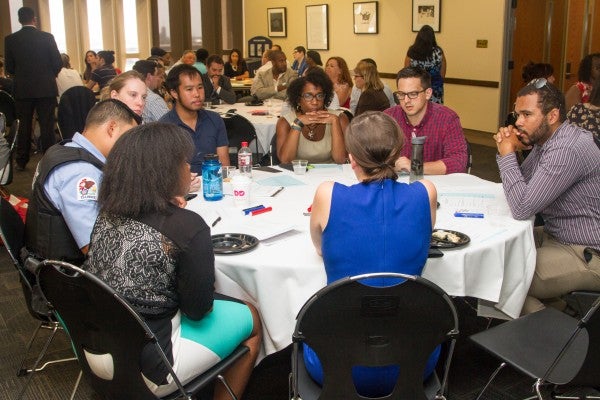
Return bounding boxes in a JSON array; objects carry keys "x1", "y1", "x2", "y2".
[
  {"x1": 494, "y1": 79, "x2": 600, "y2": 314},
  {"x1": 25, "y1": 100, "x2": 141, "y2": 264},
  {"x1": 384, "y1": 66, "x2": 467, "y2": 174}
]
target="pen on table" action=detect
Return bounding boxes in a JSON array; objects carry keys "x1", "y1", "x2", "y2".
[
  {"x1": 251, "y1": 206, "x2": 273, "y2": 216},
  {"x1": 271, "y1": 187, "x2": 284, "y2": 197},
  {"x1": 243, "y1": 205, "x2": 265, "y2": 215},
  {"x1": 454, "y1": 212, "x2": 484, "y2": 218},
  {"x1": 211, "y1": 213, "x2": 222, "y2": 227}
]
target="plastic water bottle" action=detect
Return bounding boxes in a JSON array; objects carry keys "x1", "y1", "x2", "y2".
[
  {"x1": 238, "y1": 141, "x2": 252, "y2": 177},
  {"x1": 410, "y1": 136, "x2": 426, "y2": 183},
  {"x1": 202, "y1": 154, "x2": 223, "y2": 201}
]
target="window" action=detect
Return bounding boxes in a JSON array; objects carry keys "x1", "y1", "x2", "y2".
[
  {"x1": 49, "y1": 0, "x2": 67, "y2": 52},
  {"x1": 190, "y1": 1, "x2": 202, "y2": 49},
  {"x1": 87, "y1": 0, "x2": 103, "y2": 51},
  {"x1": 157, "y1": 0, "x2": 171, "y2": 51},
  {"x1": 123, "y1": 0, "x2": 140, "y2": 71},
  {"x1": 8, "y1": 0, "x2": 23, "y2": 33}
]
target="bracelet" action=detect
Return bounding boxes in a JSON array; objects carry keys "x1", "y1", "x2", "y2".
[
  {"x1": 291, "y1": 124, "x2": 302, "y2": 132},
  {"x1": 294, "y1": 118, "x2": 305, "y2": 128}
]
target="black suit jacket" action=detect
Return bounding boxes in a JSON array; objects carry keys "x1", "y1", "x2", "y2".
[
  {"x1": 202, "y1": 74, "x2": 237, "y2": 104},
  {"x1": 4, "y1": 26, "x2": 63, "y2": 100}
]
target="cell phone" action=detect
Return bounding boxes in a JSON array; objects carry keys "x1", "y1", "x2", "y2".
[{"x1": 184, "y1": 193, "x2": 198, "y2": 201}]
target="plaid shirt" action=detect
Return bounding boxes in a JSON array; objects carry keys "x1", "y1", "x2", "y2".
[{"x1": 384, "y1": 102, "x2": 467, "y2": 174}]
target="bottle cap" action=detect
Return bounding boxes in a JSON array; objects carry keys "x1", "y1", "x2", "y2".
[{"x1": 241, "y1": 141, "x2": 248, "y2": 147}]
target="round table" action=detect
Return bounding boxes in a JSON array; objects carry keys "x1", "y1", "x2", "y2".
[{"x1": 186, "y1": 166, "x2": 536, "y2": 356}]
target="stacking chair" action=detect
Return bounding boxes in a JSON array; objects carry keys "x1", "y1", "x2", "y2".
[
  {"x1": 290, "y1": 272, "x2": 459, "y2": 400},
  {"x1": 224, "y1": 113, "x2": 259, "y2": 166},
  {"x1": 259, "y1": 133, "x2": 279, "y2": 166},
  {"x1": 0, "y1": 196, "x2": 76, "y2": 399},
  {"x1": 1, "y1": 118, "x2": 19, "y2": 185},
  {"x1": 470, "y1": 297, "x2": 600, "y2": 400},
  {"x1": 38, "y1": 259, "x2": 249, "y2": 400},
  {"x1": 0, "y1": 89, "x2": 16, "y2": 127},
  {"x1": 57, "y1": 86, "x2": 97, "y2": 140}
]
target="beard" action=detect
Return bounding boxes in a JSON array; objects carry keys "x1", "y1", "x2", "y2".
[{"x1": 518, "y1": 118, "x2": 551, "y2": 146}]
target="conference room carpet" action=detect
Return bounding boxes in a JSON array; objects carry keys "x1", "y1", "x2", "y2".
[{"x1": 1, "y1": 141, "x2": 598, "y2": 399}]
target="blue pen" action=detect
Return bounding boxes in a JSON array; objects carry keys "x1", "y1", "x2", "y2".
[
  {"x1": 242, "y1": 205, "x2": 265, "y2": 215},
  {"x1": 454, "y1": 212, "x2": 484, "y2": 218}
]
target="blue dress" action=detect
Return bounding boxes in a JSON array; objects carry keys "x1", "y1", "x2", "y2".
[
  {"x1": 304, "y1": 179, "x2": 439, "y2": 397},
  {"x1": 410, "y1": 47, "x2": 444, "y2": 104}
]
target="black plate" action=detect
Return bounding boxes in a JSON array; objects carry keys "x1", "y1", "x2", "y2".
[
  {"x1": 245, "y1": 101, "x2": 264, "y2": 106},
  {"x1": 430, "y1": 229, "x2": 470, "y2": 249},
  {"x1": 212, "y1": 233, "x2": 259, "y2": 254}
]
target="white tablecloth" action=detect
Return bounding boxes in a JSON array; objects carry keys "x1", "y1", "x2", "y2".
[
  {"x1": 212, "y1": 100, "x2": 284, "y2": 154},
  {"x1": 186, "y1": 167, "x2": 536, "y2": 356}
]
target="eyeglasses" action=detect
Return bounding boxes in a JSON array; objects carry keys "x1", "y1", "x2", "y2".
[
  {"x1": 353, "y1": 74, "x2": 363, "y2": 78},
  {"x1": 301, "y1": 92, "x2": 325, "y2": 101},
  {"x1": 393, "y1": 90, "x2": 426, "y2": 101}
]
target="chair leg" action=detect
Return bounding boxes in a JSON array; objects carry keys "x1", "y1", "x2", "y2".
[
  {"x1": 69, "y1": 370, "x2": 82, "y2": 400},
  {"x1": 17, "y1": 323, "x2": 60, "y2": 400},
  {"x1": 216, "y1": 374, "x2": 238, "y2": 400},
  {"x1": 534, "y1": 378, "x2": 546, "y2": 399},
  {"x1": 17, "y1": 322, "x2": 45, "y2": 376},
  {"x1": 475, "y1": 362, "x2": 507, "y2": 400},
  {"x1": 17, "y1": 322, "x2": 76, "y2": 375}
]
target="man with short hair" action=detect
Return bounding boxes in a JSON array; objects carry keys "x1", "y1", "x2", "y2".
[
  {"x1": 291, "y1": 46, "x2": 308, "y2": 77},
  {"x1": 25, "y1": 100, "x2": 141, "y2": 264},
  {"x1": 133, "y1": 59, "x2": 169, "y2": 122},
  {"x1": 495, "y1": 80, "x2": 600, "y2": 315},
  {"x1": 384, "y1": 66, "x2": 467, "y2": 174},
  {"x1": 151, "y1": 46, "x2": 172, "y2": 67},
  {"x1": 202, "y1": 55, "x2": 236, "y2": 105},
  {"x1": 160, "y1": 64, "x2": 230, "y2": 173},
  {"x1": 251, "y1": 50, "x2": 297, "y2": 100},
  {"x1": 4, "y1": 6, "x2": 63, "y2": 170}
]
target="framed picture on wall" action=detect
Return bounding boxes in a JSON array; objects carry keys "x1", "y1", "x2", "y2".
[
  {"x1": 306, "y1": 4, "x2": 329, "y2": 50},
  {"x1": 353, "y1": 2, "x2": 378, "y2": 34},
  {"x1": 412, "y1": 0, "x2": 441, "y2": 32},
  {"x1": 268, "y1": 7, "x2": 287, "y2": 37}
]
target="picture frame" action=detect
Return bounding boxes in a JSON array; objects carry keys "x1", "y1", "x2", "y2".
[
  {"x1": 412, "y1": 0, "x2": 441, "y2": 32},
  {"x1": 353, "y1": 2, "x2": 378, "y2": 34},
  {"x1": 306, "y1": 4, "x2": 329, "y2": 50},
  {"x1": 267, "y1": 7, "x2": 287, "y2": 37}
]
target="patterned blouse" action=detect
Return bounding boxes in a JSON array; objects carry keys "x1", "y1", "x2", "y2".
[{"x1": 567, "y1": 103, "x2": 600, "y2": 141}]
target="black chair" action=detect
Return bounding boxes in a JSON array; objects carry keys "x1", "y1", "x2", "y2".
[
  {"x1": 0, "y1": 89, "x2": 16, "y2": 127},
  {"x1": 259, "y1": 133, "x2": 280, "y2": 166},
  {"x1": 290, "y1": 272, "x2": 459, "y2": 400},
  {"x1": 466, "y1": 140, "x2": 473, "y2": 174},
  {"x1": 1, "y1": 118, "x2": 19, "y2": 185},
  {"x1": 0, "y1": 196, "x2": 76, "y2": 400},
  {"x1": 57, "y1": 86, "x2": 97, "y2": 140},
  {"x1": 470, "y1": 297, "x2": 600, "y2": 400},
  {"x1": 38, "y1": 259, "x2": 249, "y2": 400},
  {"x1": 224, "y1": 114, "x2": 259, "y2": 166}
]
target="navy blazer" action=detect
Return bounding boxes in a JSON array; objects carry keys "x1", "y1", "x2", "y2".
[{"x1": 4, "y1": 26, "x2": 63, "y2": 99}]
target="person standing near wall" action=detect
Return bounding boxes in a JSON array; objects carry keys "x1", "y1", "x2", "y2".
[{"x1": 404, "y1": 25, "x2": 446, "y2": 104}]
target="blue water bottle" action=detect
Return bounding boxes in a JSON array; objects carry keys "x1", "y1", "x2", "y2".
[{"x1": 202, "y1": 154, "x2": 223, "y2": 201}]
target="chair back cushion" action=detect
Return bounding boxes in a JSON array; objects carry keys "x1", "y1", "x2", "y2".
[
  {"x1": 294, "y1": 273, "x2": 458, "y2": 399},
  {"x1": 57, "y1": 86, "x2": 97, "y2": 140}
]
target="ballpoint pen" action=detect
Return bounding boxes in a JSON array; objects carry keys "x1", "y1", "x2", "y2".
[
  {"x1": 211, "y1": 211, "x2": 222, "y2": 227},
  {"x1": 271, "y1": 187, "x2": 284, "y2": 197}
]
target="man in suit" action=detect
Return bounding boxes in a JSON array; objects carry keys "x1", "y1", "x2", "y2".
[
  {"x1": 4, "y1": 7, "x2": 62, "y2": 170},
  {"x1": 251, "y1": 50, "x2": 296, "y2": 100},
  {"x1": 202, "y1": 55, "x2": 237, "y2": 105}
]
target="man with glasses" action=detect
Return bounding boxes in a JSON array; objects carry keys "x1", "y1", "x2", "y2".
[
  {"x1": 133, "y1": 60, "x2": 169, "y2": 123},
  {"x1": 384, "y1": 66, "x2": 467, "y2": 174},
  {"x1": 202, "y1": 55, "x2": 236, "y2": 105},
  {"x1": 495, "y1": 79, "x2": 600, "y2": 315},
  {"x1": 291, "y1": 46, "x2": 308, "y2": 77}
]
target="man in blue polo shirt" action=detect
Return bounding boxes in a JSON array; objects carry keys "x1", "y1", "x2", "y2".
[{"x1": 160, "y1": 64, "x2": 230, "y2": 174}]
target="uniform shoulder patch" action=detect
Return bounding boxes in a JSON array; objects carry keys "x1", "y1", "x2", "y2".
[{"x1": 76, "y1": 177, "x2": 99, "y2": 201}]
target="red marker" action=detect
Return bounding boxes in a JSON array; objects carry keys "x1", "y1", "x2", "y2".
[{"x1": 251, "y1": 206, "x2": 273, "y2": 216}]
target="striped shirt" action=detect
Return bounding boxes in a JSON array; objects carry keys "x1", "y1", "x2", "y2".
[
  {"x1": 497, "y1": 122, "x2": 600, "y2": 250},
  {"x1": 142, "y1": 89, "x2": 169, "y2": 123},
  {"x1": 384, "y1": 102, "x2": 467, "y2": 174}
]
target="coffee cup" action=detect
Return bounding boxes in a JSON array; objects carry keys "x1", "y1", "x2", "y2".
[{"x1": 231, "y1": 175, "x2": 252, "y2": 207}]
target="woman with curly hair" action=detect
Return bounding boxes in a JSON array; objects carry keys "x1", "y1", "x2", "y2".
[
  {"x1": 276, "y1": 69, "x2": 348, "y2": 163},
  {"x1": 405, "y1": 25, "x2": 446, "y2": 104}
]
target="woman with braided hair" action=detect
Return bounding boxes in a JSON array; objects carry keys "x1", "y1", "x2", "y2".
[{"x1": 306, "y1": 111, "x2": 438, "y2": 397}]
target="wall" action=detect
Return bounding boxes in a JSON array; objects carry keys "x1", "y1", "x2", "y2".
[{"x1": 243, "y1": 0, "x2": 507, "y2": 133}]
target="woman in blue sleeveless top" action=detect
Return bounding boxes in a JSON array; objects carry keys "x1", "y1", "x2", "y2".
[{"x1": 307, "y1": 111, "x2": 438, "y2": 397}]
